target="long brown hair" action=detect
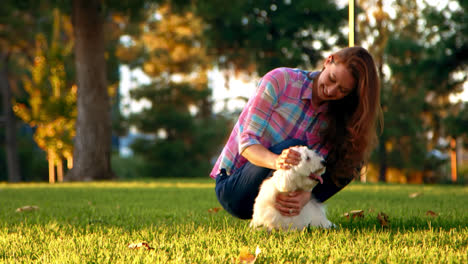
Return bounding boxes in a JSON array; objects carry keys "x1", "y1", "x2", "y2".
[{"x1": 321, "y1": 47, "x2": 383, "y2": 185}]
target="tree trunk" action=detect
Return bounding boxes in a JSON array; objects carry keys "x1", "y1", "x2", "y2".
[
  {"x1": 68, "y1": 0, "x2": 114, "y2": 181},
  {"x1": 0, "y1": 53, "x2": 21, "y2": 182}
]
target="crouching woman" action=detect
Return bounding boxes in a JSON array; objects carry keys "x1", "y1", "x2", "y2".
[{"x1": 210, "y1": 46, "x2": 383, "y2": 220}]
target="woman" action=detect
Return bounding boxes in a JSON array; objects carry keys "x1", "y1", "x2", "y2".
[{"x1": 211, "y1": 46, "x2": 382, "y2": 220}]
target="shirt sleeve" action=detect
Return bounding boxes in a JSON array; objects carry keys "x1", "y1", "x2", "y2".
[{"x1": 238, "y1": 68, "x2": 289, "y2": 154}]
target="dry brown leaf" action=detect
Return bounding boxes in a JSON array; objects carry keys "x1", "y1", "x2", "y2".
[
  {"x1": 343, "y1": 210, "x2": 364, "y2": 219},
  {"x1": 426, "y1": 210, "x2": 439, "y2": 217},
  {"x1": 238, "y1": 246, "x2": 260, "y2": 264},
  {"x1": 377, "y1": 212, "x2": 390, "y2": 227},
  {"x1": 15, "y1": 205, "x2": 39, "y2": 212},
  {"x1": 208, "y1": 207, "x2": 222, "y2": 213},
  {"x1": 128, "y1": 242, "x2": 154, "y2": 250},
  {"x1": 409, "y1": 192, "x2": 422, "y2": 198}
]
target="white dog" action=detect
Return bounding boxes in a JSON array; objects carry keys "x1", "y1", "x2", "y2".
[{"x1": 250, "y1": 146, "x2": 333, "y2": 230}]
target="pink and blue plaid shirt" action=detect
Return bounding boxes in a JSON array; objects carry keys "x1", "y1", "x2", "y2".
[{"x1": 210, "y1": 67, "x2": 330, "y2": 178}]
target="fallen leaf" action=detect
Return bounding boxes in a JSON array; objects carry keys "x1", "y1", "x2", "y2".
[
  {"x1": 208, "y1": 207, "x2": 222, "y2": 213},
  {"x1": 377, "y1": 212, "x2": 390, "y2": 227},
  {"x1": 409, "y1": 192, "x2": 422, "y2": 198},
  {"x1": 238, "y1": 248, "x2": 255, "y2": 263},
  {"x1": 426, "y1": 210, "x2": 438, "y2": 217},
  {"x1": 15, "y1": 205, "x2": 39, "y2": 212},
  {"x1": 343, "y1": 210, "x2": 364, "y2": 219},
  {"x1": 238, "y1": 246, "x2": 260, "y2": 264},
  {"x1": 128, "y1": 242, "x2": 154, "y2": 250}
]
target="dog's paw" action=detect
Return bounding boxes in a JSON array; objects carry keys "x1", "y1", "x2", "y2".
[
  {"x1": 249, "y1": 221, "x2": 259, "y2": 228},
  {"x1": 325, "y1": 222, "x2": 338, "y2": 229},
  {"x1": 306, "y1": 220, "x2": 336, "y2": 230}
]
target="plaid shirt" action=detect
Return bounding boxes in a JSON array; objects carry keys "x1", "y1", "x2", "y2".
[{"x1": 210, "y1": 67, "x2": 330, "y2": 178}]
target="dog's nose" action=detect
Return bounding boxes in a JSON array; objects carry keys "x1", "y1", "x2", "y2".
[{"x1": 321, "y1": 160, "x2": 327, "y2": 167}]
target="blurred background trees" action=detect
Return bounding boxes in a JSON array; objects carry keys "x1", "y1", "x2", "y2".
[
  {"x1": 13, "y1": 9, "x2": 76, "y2": 183},
  {"x1": 117, "y1": 4, "x2": 230, "y2": 177},
  {"x1": 358, "y1": 0, "x2": 467, "y2": 182},
  {"x1": 0, "y1": 0, "x2": 467, "y2": 183},
  {"x1": 1, "y1": 1, "x2": 55, "y2": 182},
  {"x1": 195, "y1": 0, "x2": 347, "y2": 75}
]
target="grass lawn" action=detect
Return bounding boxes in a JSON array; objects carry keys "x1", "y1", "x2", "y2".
[{"x1": 0, "y1": 179, "x2": 467, "y2": 263}]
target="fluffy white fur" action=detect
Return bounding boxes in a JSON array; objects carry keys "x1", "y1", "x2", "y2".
[{"x1": 250, "y1": 146, "x2": 333, "y2": 230}]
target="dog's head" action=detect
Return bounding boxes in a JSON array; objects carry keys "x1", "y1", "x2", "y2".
[
  {"x1": 274, "y1": 146, "x2": 326, "y2": 192},
  {"x1": 289, "y1": 146, "x2": 326, "y2": 178}
]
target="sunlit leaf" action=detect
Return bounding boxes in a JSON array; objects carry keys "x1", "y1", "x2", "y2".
[
  {"x1": 128, "y1": 242, "x2": 154, "y2": 250},
  {"x1": 343, "y1": 210, "x2": 365, "y2": 219},
  {"x1": 238, "y1": 246, "x2": 260, "y2": 264},
  {"x1": 409, "y1": 192, "x2": 422, "y2": 198},
  {"x1": 208, "y1": 207, "x2": 222, "y2": 213},
  {"x1": 16, "y1": 205, "x2": 39, "y2": 212}
]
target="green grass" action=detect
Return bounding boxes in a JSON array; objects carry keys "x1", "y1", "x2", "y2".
[{"x1": 0, "y1": 179, "x2": 467, "y2": 263}]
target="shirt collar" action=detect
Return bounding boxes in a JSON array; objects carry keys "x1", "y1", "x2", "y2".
[
  {"x1": 302, "y1": 71, "x2": 329, "y2": 113},
  {"x1": 301, "y1": 71, "x2": 319, "y2": 100}
]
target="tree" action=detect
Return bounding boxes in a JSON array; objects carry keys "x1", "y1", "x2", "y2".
[
  {"x1": 13, "y1": 9, "x2": 76, "y2": 182},
  {"x1": 356, "y1": 0, "x2": 391, "y2": 181},
  {"x1": 66, "y1": 0, "x2": 113, "y2": 180},
  {"x1": 358, "y1": 0, "x2": 467, "y2": 182},
  {"x1": 120, "y1": 4, "x2": 229, "y2": 177},
  {"x1": 418, "y1": 0, "x2": 467, "y2": 145},
  {"x1": 380, "y1": 0, "x2": 428, "y2": 178},
  {"x1": 68, "y1": 0, "x2": 173, "y2": 181},
  {"x1": 0, "y1": 53, "x2": 21, "y2": 182},
  {"x1": 445, "y1": 102, "x2": 468, "y2": 144},
  {"x1": 194, "y1": 0, "x2": 348, "y2": 75},
  {"x1": 0, "y1": 0, "x2": 45, "y2": 182}
]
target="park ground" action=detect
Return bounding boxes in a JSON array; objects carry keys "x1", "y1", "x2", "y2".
[{"x1": 1, "y1": 179, "x2": 467, "y2": 263}]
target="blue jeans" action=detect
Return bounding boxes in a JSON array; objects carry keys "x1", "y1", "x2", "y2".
[{"x1": 215, "y1": 139, "x2": 350, "y2": 219}]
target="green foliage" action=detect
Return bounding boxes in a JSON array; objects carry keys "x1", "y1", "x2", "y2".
[
  {"x1": 3, "y1": 0, "x2": 467, "y2": 183},
  {"x1": 458, "y1": 163, "x2": 468, "y2": 184},
  {"x1": 126, "y1": 79, "x2": 230, "y2": 178},
  {"x1": 0, "y1": 1, "x2": 43, "y2": 48},
  {"x1": 0, "y1": 128, "x2": 48, "y2": 182},
  {"x1": 121, "y1": 4, "x2": 230, "y2": 178},
  {"x1": 13, "y1": 10, "x2": 76, "y2": 165},
  {"x1": 111, "y1": 153, "x2": 152, "y2": 179},
  {"x1": 445, "y1": 103, "x2": 468, "y2": 139},
  {"x1": 195, "y1": 0, "x2": 347, "y2": 75},
  {"x1": 365, "y1": 0, "x2": 467, "y2": 177},
  {"x1": 129, "y1": 115, "x2": 230, "y2": 178},
  {"x1": 15, "y1": 131, "x2": 49, "y2": 182},
  {"x1": 0, "y1": 181, "x2": 467, "y2": 262}
]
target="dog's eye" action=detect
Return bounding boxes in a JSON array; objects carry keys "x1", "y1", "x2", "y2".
[{"x1": 306, "y1": 156, "x2": 310, "y2": 161}]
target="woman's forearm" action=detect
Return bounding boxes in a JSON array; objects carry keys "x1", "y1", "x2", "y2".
[{"x1": 241, "y1": 144, "x2": 279, "y2": 170}]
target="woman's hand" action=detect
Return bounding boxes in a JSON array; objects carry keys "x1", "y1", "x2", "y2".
[
  {"x1": 275, "y1": 147, "x2": 301, "y2": 170},
  {"x1": 275, "y1": 191, "x2": 311, "y2": 216}
]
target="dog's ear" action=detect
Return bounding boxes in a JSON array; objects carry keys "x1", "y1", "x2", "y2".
[{"x1": 298, "y1": 146, "x2": 308, "y2": 158}]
